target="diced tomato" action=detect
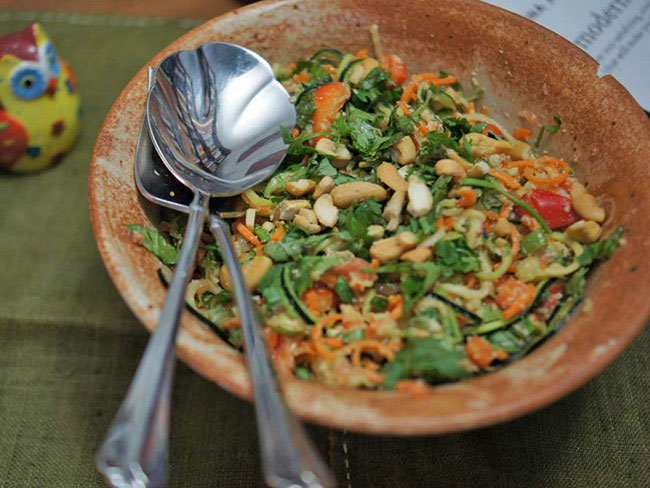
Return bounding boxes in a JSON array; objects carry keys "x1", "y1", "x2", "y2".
[
  {"x1": 381, "y1": 54, "x2": 408, "y2": 85},
  {"x1": 312, "y1": 82, "x2": 351, "y2": 139},
  {"x1": 516, "y1": 188, "x2": 580, "y2": 229},
  {"x1": 321, "y1": 258, "x2": 377, "y2": 292}
]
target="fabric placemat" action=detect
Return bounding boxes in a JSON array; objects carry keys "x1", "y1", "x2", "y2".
[{"x1": 0, "y1": 10, "x2": 648, "y2": 488}]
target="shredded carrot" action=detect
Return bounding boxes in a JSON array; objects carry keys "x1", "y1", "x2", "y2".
[
  {"x1": 235, "y1": 222, "x2": 263, "y2": 254},
  {"x1": 271, "y1": 222, "x2": 285, "y2": 242},
  {"x1": 323, "y1": 64, "x2": 339, "y2": 80},
  {"x1": 370, "y1": 258, "x2": 381, "y2": 269},
  {"x1": 344, "y1": 340, "x2": 396, "y2": 367},
  {"x1": 483, "y1": 123, "x2": 503, "y2": 136},
  {"x1": 396, "y1": 380, "x2": 429, "y2": 396},
  {"x1": 311, "y1": 314, "x2": 343, "y2": 359},
  {"x1": 388, "y1": 295, "x2": 404, "y2": 320},
  {"x1": 292, "y1": 70, "x2": 311, "y2": 83},
  {"x1": 467, "y1": 102, "x2": 476, "y2": 113},
  {"x1": 400, "y1": 73, "x2": 457, "y2": 102},
  {"x1": 436, "y1": 215, "x2": 445, "y2": 230},
  {"x1": 511, "y1": 227, "x2": 521, "y2": 259},
  {"x1": 289, "y1": 62, "x2": 297, "y2": 71},
  {"x1": 499, "y1": 202, "x2": 513, "y2": 219},
  {"x1": 523, "y1": 158, "x2": 569, "y2": 186},
  {"x1": 466, "y1": 336, "x2": 508, "y2": 368},
  {"x1": 513, "y1": 128, "x2": 532, "y2": 140},
  {"x1": 396, "y1": 100, "x2": 410, "y2": 115},
  {"x1": 502, "y1": 283, "x2": 536, "y2": 319},
  {"x1": 354, "y1": 48, "x2": 368, "y2": 59},
  {"x1": 504, "y1": 160, "x2": 536, "y2": 172},
  {"x1": 323, "y1": 337, "x2": 344, "y2": 349},
  {"x1": 444, "y1": 217, "x2": 455, "y2": 231},
  {"x1": 489, "y1": 168, "x2": 521, "y2": 189},
  {"x1": 417, "y1": 124, "x2": 430, "y2": 135},
  {"x1": 456, "y1": 187, "x2": 478, "y2": 207},
  {"x1": 481, "y1": 107, "x2": 491, "y2": 116},
  {"x1": 485, "y1": 211, "x2": 499, "y2": 220},
  {"x1": 291, "y1": 127, "x2": 300, "y2": 138}
]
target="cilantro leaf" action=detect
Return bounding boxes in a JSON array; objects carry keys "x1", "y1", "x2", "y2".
[
  {"x1": 351, "y1": 67, "x2": 402, "y2": 109},
  {"x1": 127, "y1": 224, "x2": 178, "y2": 265},
  {"x1": 434, "y1": 238, "x2": 480, "y2": 276},
  {"x1": 382, "y1": 336, "x2": 471, "y2": 388},
  {"x1": 578, "y1": 226, "x2": 623, "y2": 266}
]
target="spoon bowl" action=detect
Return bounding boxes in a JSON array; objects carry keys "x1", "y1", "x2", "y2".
[{"x1": 147, "y1": 42, "x2": 295, "y2": 197}]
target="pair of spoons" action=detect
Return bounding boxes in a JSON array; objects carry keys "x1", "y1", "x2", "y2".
[{"x1": 95, "y1": 42, "x2": 335, "y2": 488}]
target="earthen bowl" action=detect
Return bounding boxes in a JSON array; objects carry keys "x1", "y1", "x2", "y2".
[{"x1": 89, "y1": 0, "x2": 650, "y2": 435}]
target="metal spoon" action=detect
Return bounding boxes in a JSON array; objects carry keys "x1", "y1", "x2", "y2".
[{"x1": 96, "y1": 43, "x2": 335, "y2": 488}]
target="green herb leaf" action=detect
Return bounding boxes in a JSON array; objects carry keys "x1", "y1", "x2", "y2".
[
  {"x1": 578, "y1": 226, "x2": 623, "y2": 266},
  {"x1": 127, "y1": 224, "x2": 178, "y2": 265},
  {"x1": 434, "y1": 238, "x2": 480, "y2": 277},
  {"x1": 382, "y1": 336, "x2": 471, "y2": 388},
  {"x1": 343, "y1": 328, "x2": 365, "y2": 343},
  {"x1": 370, "y1": 296, "x2": 389, "y2": 312},
  {"x1": 534, "y1": 125, "x2": 546, "y2": 148}
]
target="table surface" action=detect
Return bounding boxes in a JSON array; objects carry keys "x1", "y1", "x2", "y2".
[{"x1": 0, "y1": 6, "x2": 648, "y2": 488}]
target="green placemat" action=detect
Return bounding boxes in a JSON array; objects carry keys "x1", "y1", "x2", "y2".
[{"x1": 0, "y1": 10, "x2": 648, "y2": 488}]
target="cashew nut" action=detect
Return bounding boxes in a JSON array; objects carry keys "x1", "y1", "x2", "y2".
[
  {"x1": 293, "y1": 208, "x2": 322, "y2": 234},
  {"x1": 331, "y1": 182, "x2": 388, "y2": 208},
  {"x1": 400, "y1": 246, "x2": 432, "y2": 263},
  {"x1": 407, "y1": 174, "x2": 433, "y2": 217},
  {"x1": 566, "y1": 220, "x2": 602, "y2": 244},
  {"x1": 570, "y1": 182, "x2": 605, "y2": 222},
  {"x1": 313, "y1": 176, "x2": 335, "y2": 199},
  {"x1": 261, "y1": 221, "x2": 275, "y2": 233},
  {"x1": 286, "y1": 178, "x2": 316, "y2": 196},
  {"x1": 370, "y1": 231, "x2": 417, "y2": 262},
  {"x1": 467, "y1": 160, "x2": 490, "y2": 178},
  {"x1": 220, "y1": 255, "x2": 273, "y2": 292},
  {"x1": 313, "y1": 194, "x2": 339, "y2": 227},
  {"x1": 315, "y1": 137, "x2": 352, "y2": 161},
  {"x1": 367, "y1": 225, "x2": 385, "y2": 239},
  {"x1": 435, "y1": 159, "x2": 467, "y2": 181},
  {"x1": 272, "y1": 199, "x2": 311, "y2": 221},
  {"x1": 510, "y1": 140, "x2": 534, "y2": 160},
  {"x1": 461, "y1": 133, "x2": 511, "y2": 158},
  {"x1": 390, "y1": 136, "x2": 417, "y2": 165},
  {"x1": 383, "y1": 190, "x2": 406, "y2": 231},
  {"x1": 377, "y1": 162, "x2": 409, "y2": 192}
]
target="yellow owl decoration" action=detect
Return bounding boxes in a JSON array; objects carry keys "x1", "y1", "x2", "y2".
[{"x1": 0, "y1": 23, "x2": 80, "y2": 172}]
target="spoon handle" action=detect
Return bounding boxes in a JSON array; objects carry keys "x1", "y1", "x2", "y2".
[
  {"x1": 96, "y1": 191, "x2": 209, "y2": 488},
  {"x1": 209, "y1": 214, "x2": 336, "y2": 488}
]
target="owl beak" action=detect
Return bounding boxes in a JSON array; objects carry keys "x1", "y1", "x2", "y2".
[{"x1": 46, "y1": 78, "x2": 58, "y2": 96}]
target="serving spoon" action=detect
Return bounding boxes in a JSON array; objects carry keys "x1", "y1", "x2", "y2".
[{"x1": 96, "y1": 43, "x2": 335, "y2": 488}]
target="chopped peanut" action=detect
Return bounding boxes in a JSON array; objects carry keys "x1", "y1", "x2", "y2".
[
  {"x1": 313, "y1": 176, "x2": 335, "y2": 199},
  {"x1": 272, "y1": 199, "x2": 311, "y2": 221},
  {"x1": 331, "y1": 182, "x2": 388, "y2": 208},
  {"x1": 391, "y1": 136, "x2": 416, "y2": 165},
  {"x1": 383, "y1": 190, "x2": 406, "y2": 231},
  {"x1": 566, "y1": 220, "x2": 602, "y2": 244},
  {"x1": 370, "y1": 231, "x2": 417, "y2": 262},
  {"x1": 461, "y1": 133, "x2": 511, "y2": 158},
  {"x1": 313, "y1": 194, "x2": 339, "y2": 227},
  {"x1": 570, "y1": 182, "x2": 605, "y2": 222},
  {"x1": 367, "y1": 225, "x2": 385, "y2": 239},
  {"x1": 286, "y1": 178, "x2": 316, "y2": 196},
  {"x1": 435, "y1": 158, "x2": 467, "y2": 180},
  {"x1": 401, "y1": 247, "x2": 432, "y2": 263},
  {"x1": 377, "y1": 162, "x2": 408, "y2": 191},
  {"x1": 406, "y1": 174, "x2": 433, "y2": 217},
  {"x1": 220, "y1": 255, "x2": 273, "y2": 291}
]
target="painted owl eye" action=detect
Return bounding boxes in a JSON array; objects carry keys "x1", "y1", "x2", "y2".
[
  {"x1": 10, "y1": 66, "x2": 46, "y2": 100},
  {"x1": 43, "y1": 41, "x2": 61, "y2": 78}
]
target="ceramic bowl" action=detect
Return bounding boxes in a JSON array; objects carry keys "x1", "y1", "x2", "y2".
[{"x1": 89, "y1": 0, "x2": 650, "y2": 435}]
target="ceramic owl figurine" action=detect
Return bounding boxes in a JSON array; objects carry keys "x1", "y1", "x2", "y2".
[{"x1": 0, "y1": 23, "x2": 80, "y2": 172}]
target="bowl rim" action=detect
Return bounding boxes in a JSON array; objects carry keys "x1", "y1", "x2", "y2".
[{"x1": 89, "y1": 0, "x2": 650, "y2": 435}]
